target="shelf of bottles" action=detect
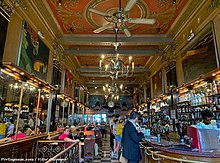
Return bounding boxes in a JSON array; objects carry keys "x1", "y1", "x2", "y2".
[
  {"x1": 176, "y1": 80, "x2": 220, "y2": 121},
  {"x1": 149, "y1": 96, "x2": 169, "y2": 122}
]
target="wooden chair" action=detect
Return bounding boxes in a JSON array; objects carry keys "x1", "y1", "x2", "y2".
[
  {"x1": 84, "y1": 138, "x2": 95, "y2": 162},
  {"x1": 84, "y1": 130, "x2": 95, "y2": 137}
]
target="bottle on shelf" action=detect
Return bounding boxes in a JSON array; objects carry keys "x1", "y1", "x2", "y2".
[
  {"x1": 217, "y1": 80, "x2": 220, "y2": 93},
  {"x1": 157, "y1": 133, "x2": 161, "y2": 143},
  {"x1": 212, "y1": 81, "x2": 218, "y2": 94},
  {"x1": 201, "y1": 92, "x2": 206, "y2": 105}
]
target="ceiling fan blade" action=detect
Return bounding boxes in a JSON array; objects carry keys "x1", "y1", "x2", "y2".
[
  {"x1": 94, "y1": 23, "x2": 113, "y2": 33},
  {"x1": 122, "y1": 24, "x2": 131, "y2": 37},
  {"x1": 128, "y1": 18, "x2": 156, "y2": 24},
  {"x1": 88, "y1": 8, "x2": 111, "y2": 17},
  {"x1": 124, "y1": 0, "x2": 138, "y2": 13}
]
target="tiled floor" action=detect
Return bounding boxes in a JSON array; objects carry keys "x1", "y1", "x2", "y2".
[{"x1": 93, "y1": 135, "x2": 119, "y2": 163}]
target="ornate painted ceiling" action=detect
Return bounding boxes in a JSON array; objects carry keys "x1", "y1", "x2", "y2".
[
  {"x1": 46, "y1": 0, "x2": 188, "y2": 35},
  {"x1": 36, "y1": 0, "x2": 190, "y2": 88}
]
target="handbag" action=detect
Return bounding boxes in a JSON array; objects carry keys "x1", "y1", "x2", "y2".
[{"x1": 119, "y1": 153, "x2": 128, "y2": 163}]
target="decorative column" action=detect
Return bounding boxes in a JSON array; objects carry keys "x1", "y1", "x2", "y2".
[
  {"x1": 71, "y1": 102, "x2": 75, "y2": 125},
  {"x1": 46, "y1": 93, "x2": 53, "y2": 132},
  {"x1": 143, "y1": 83, "x2": 147, "y2": 103},
  {"x1": 34, "y1": 89, "x2": 41, "y2": 135},
  {"x1": 14, "y1": 82, "x2": 25, "y2": 140},
  {"x1": 61, "y1": 99, "x2": 65, "y2": 127},
  {"x1": 67, "y1": 100, "x2": 71, "y2": 125}
]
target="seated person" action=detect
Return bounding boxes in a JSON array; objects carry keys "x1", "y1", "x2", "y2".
[
  {"x1": 30, "y1": 127, "x2": 40, "y2": 135},
  {"x1": 70, "y1": 128, "x2": 81, "y2": 140},
  {"x1": 59, "y1": 127, "x2": 84, "y2": 163},
  {"x1": 24, "y1": 127, "x2": 33, "y2": 136},
  {"x1": 0, "y1": 127, "x2": 27, "y2": 142},
  {"x1": 11, "y1": 127, "x2": 26, "y2": 140}
]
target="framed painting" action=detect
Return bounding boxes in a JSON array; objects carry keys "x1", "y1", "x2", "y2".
[
  {"x1": 18, "y1": 21, "x2": 49, "y2": 81},
  {"x1": 64, "y1": 69, "x2": 74, "y2": 98},
  {"x1": 182, "y1": 23, "x2": 219, "y2": 84},
  {"x1": 152, "y1": 69, "x2": 163, "y2": 98}
]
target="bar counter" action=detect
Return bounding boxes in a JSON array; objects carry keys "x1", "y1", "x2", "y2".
[{"x1": 140, "y1": 138, "x2": 220, "y2": 163}]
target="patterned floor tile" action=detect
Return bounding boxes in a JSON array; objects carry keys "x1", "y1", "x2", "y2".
[{"x1": 94, "y1": 131, "x2": 119, "y2": 163}]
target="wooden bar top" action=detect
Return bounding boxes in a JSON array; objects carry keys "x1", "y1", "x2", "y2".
[
  {"x1": 140, "y1": 138, "x2": 220, "y2": 163},
  {"x1": 142, "y1": 139, "x2": 220, "y2": 157}
]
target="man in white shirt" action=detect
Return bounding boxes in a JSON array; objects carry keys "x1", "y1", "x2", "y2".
[
  {"x1": 28, "y1": 115, "x2": 34, "y2": 129},
  {"x1": 7, "y1": 119, "x2": 14, "y2": 137}
]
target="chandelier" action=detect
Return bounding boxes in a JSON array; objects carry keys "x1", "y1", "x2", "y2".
[
  {"x1": 103, "y1": 82, "x2": 133, "y2": 102},
  {"x1": 103, "y1": 83, "x2": 121, "y2": 102},
  {"x1": 99, "y1": 24, "x2": 134, "y2": 80}
]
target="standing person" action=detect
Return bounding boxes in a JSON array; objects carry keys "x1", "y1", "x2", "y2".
[
  {"x1": 200, "y1": 110, "x2": 213, "y2": 125},
  {"x1": 100, "y1": 121, "x2": 106, "y2": 139},
  {"x1": 18, "y1": 117, "x2": 25, "y2": 129},
  {"x1": 59, "y1": 127, "x2": 84, "y2": 163},
  {"x1": 37, "y1": 117, "x2": 41, "y2": 127},
  {"x1": 195, "y1": 109, "x2": 215, "y2": 129},
  {"x1": 122, "y1": 111, "x2": 144, "y2": 163},
  {"x1": 28, "y1": 115, "x2": 34, "y2": 129},
  {"x1": 112, "y1": 119, "x2": 117, "y2": 155},
  {"x1": 115, "y1": 119, "x2": 123, "y2": 158},
  {"x1": 0, "y1": 118, "x2": 6, "y2": 139},
  {"x1": 110, "y1": 125, "x2": 115, "y2": 151},
  {"x1": 109, "y1": 115, "x2": 116, "y2": 127}
]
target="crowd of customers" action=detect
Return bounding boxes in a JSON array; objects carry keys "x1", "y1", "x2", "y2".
[
  {"x1": 0, "y1": 115, "x2": 44, "y2": 141},
  {"x1": 0, "y1": 110, "x2": 145, "y2": 163}
]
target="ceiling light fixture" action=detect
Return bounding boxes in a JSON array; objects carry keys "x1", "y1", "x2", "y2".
[
  {"x1": 37, "y1": 31, "x2": 44, "y2": 39},
  {"x1": 58, "y1": 0, "x2": 62, "y2": 6},
  {"x1": 99, "y1": 23, "x2": 134, "y2": 80},
  {"x1": 103, "y1": 82, "x2": 133, "y2": 103},
  {"x1": 11, "y1": 0, "x2": 27, "y2": 10}
]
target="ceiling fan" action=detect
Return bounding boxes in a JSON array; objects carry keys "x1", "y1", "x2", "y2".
[{"x1": 88, "y1": 0, "x2": 156, "y2": 37}]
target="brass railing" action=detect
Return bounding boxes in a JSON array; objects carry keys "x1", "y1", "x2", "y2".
[
  {"x1": 37, "y1": 140, "x2": 79, "y2": 163},
  {"x1": 140, "y1": 143, "x2": 207, "y2": 163},
  {"x1": 0, "y1": 134, "x2": 47, "y2": 162},
  {"x1": 44, "y1": 142, "x2": 79, "y2": 163}
]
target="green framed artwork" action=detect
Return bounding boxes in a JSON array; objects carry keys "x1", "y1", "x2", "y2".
[{"x1": 18, "y1": 21, "x2": 49, "y2": 81}]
